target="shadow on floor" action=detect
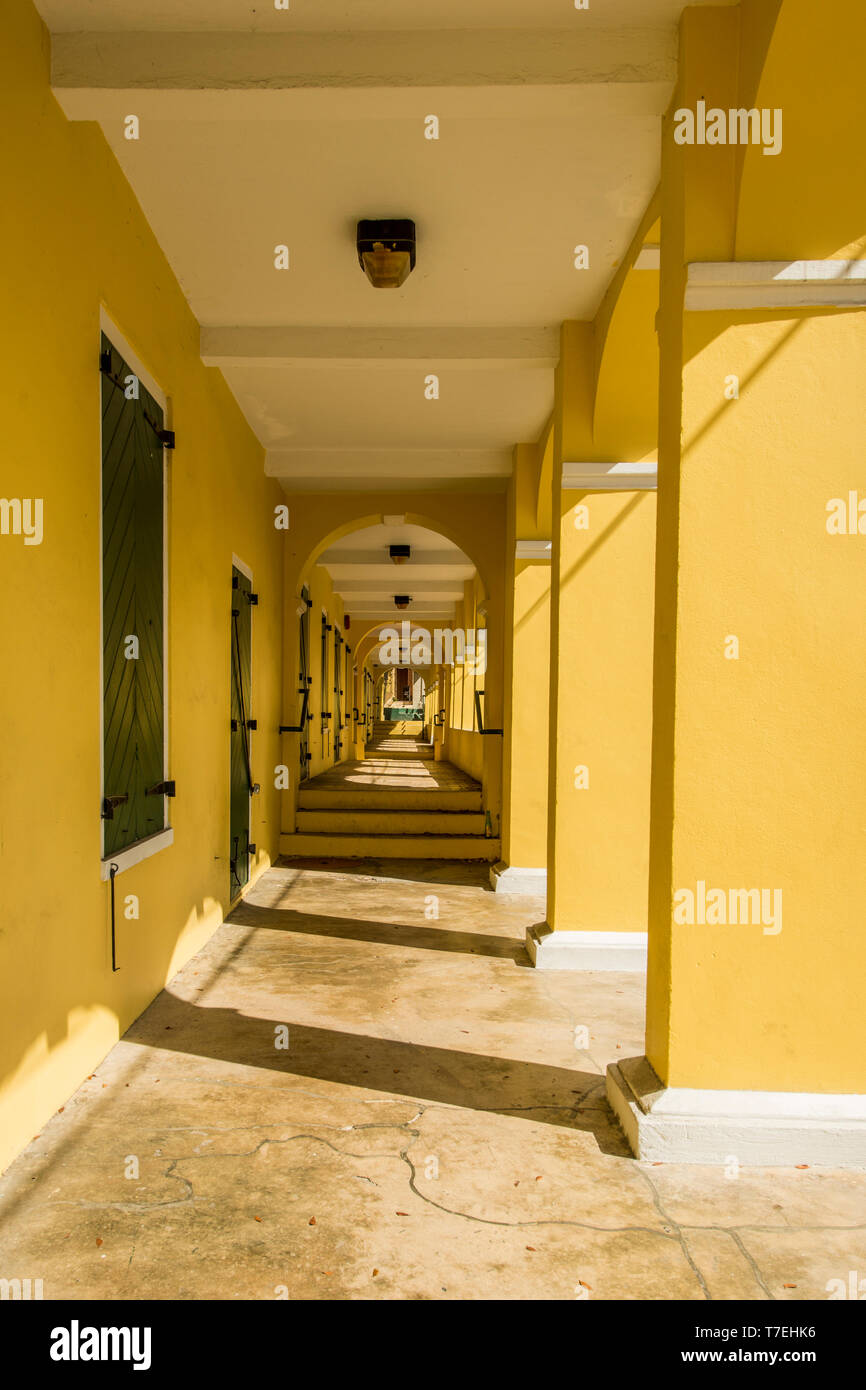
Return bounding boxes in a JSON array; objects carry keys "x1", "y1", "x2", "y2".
[
  {"x1": 126, "y1": 993, "x2": 627, "y2": 1153},
  {"x1": 275, "y1": 856, "x2": 502, "y2": 891},
  {"x1": 227, "y1": 901, "x2": 532, "y2": 963}
]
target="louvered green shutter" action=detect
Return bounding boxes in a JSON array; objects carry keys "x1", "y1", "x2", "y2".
[{"x1": 101, "y1": 333, "x2": 165, "y2": 858}]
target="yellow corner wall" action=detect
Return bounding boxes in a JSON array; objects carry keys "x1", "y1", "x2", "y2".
[
  {"x1": 647, "y1": 0, "x2": 866, "y2": 1093},
  {"x1": 0, "y1": 0, "x2": 285, "y2": 1173}
]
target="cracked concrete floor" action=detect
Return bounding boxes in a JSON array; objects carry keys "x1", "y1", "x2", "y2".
[{"x1": 2, "y1": 859, "x2": 865, "y2": 1301}]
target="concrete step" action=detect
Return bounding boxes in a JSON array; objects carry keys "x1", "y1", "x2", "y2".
[
  {"x1": 365, "y1": 746, "x2": 435, "y2": 760},
  {"x1": 296, "y1": 809, "x2": 486, "y2": 835},
  {"x1": 279, "y1": 832, "x2": 501, "y2": 861},
  {"x1": 297, "y1": 787, "x2": 483, "y2": 812}
]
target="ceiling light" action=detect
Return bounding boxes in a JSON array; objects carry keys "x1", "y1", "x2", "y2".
[
  {"x1": 390, "y1": 544, "x2": 411, "y2": 565},
  {"x1": 394, "y1": 595, "x2": 411, "y2": 610},
  {"x1": 357, "y1": 219, "x2": 416, "y2": 289}
]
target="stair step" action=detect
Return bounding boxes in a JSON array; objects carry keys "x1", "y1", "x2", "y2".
[
  {"x1": 280, "y1": 832, "x2": 501, "y2": 861},
  {"x1": 297, "y1": 788, "x2": 482, "y2": 811},
  {"x1": 297, "y1": 809, "x2": 486, "y2": 835}
]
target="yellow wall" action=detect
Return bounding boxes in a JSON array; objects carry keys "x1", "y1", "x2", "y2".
[
  {"x1": 0, "y1": 0, "x2": 286, "y2": 1172},
  {"x1": 647, "y1": 0, "x2": 866, "y2": 1092}
]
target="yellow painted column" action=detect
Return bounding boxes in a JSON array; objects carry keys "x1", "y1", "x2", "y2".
[
  {"x1": 608, "y1": 2, "x2": 866, "y2": 1165},
  {"x1": 527, "y1": 324, "x2": 657, "y2": 968},
  {"x1": 494, "y1": 446, "x2": 550, "y2": 895}
]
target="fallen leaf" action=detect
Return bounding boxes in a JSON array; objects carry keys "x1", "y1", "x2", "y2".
[
  {"x1": 535, "y1": 1176, "x2": 543, "y2": 1182},
  {"x1": 579, "y1": 1280, "x2": 593, "y2": 1290},
  {"x1": 395, "y1": 1211, "x2": 409, "y2": 1216},
  {"x1": 95, "y1": 1237, "x2": 103, "y2": 1248},
  {"x1": 58, "y1": 1107, "x2": 65, "y2": 1113},
  {"x1": 795, "y1": 1164, "x2": 809, "y2": 1170},
  {"x1": 372, "y1": 1269, "x2": 379, "y2": 1277},
  {"x1": 783, "y1": 1283, "x2": 797, "y2": 1289},
  {"x1": 525, "y1": 1246, "x2": 536, "y2": 1252},
  {"x1": 254, "y1": 1216, "x2": 262, "y2": 1223},
  {"x1": 513, "y1": 1181, "x2": 519, "y2": 1187}
]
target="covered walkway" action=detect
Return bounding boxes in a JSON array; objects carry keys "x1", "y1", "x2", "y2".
[{"x1": 2, "y1": 860, "x2": 863, "y2": 1300}]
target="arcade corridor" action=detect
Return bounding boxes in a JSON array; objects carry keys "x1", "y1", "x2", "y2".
[{"x1": 2, "y1": 860, "x2": 863, "y2": 1301}]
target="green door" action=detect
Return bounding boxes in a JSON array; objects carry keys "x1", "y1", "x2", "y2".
[{"x1": 230, "y1": 566, "x2": 253, "y2": 896}]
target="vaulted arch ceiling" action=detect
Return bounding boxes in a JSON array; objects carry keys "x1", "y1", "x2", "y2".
[{"x1": 318, "y1": 522, "x2": 474, "y2": 624}]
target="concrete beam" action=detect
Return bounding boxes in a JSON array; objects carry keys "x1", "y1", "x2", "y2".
[
  {"x1": 53, "y1": 30, "x2": 676, "y2": 121},
  {"x1": 267, "y1": 448, "x2": 512, "y2": 480},
  {"x1": 202, "y1": 326, "x2": 558, "y2": 370}
]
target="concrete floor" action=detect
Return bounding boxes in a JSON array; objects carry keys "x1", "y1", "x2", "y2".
[{"x1": 1, "y1": 860, "x2": 864, "y2": 1301}]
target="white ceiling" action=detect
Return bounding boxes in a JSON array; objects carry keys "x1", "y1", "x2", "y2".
[
  {"x1": 40, "y1": 0, "x2": 731, "y2": 490},
  {"x1": 319, "y1": 523, "x2": 473, "y2": 622}
]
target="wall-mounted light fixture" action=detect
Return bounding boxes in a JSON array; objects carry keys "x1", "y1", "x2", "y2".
[
  {"x1": 357, "y1": 219, "x2": 416, "y2": 289},
  {"x1": 394, "y1": 595, "x2": 411, "y2": 610},
  {"x1": 389, "y1": 544, "x2": 411, "y2": 565}
]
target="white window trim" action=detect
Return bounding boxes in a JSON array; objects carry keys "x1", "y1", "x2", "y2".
[{"x1": 98, "y1": 307, "x2": 172, "y2": 876}]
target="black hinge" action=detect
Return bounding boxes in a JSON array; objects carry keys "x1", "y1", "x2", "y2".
[
  {"x1": 102, "y1": 794, "x2": 129, "y2": 819},
  {"x1": 146, "y1": 780, "x2": 176, "y2": 797},
  {"x1": 248, "y1": 592, "x2": 258, "y2": 606},
  {"x1": 246, "y1": 718, "x2": 257, "y2": 730},
  {"x1": 155, "y1": 428, "x2": 175, "y2": 448}
]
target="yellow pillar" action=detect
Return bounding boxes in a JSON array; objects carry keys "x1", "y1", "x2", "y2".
[
  {"x1": 608, "y1": 2, "x2": 866, "y2": 1164},
  {"x1": 528, "y1": 324, "x2": 657, "y2": 968},
  {"x1": 494, "y1": 444, "x2": 550, "y2": 895}
]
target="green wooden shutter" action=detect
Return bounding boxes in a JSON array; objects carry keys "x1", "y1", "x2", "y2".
[
  {"x1": 230, "y1": 567, "x2": 253, "y2": 894},
  {"x1": 101, "y1": 333, "x2": 165, "y2": 858}
]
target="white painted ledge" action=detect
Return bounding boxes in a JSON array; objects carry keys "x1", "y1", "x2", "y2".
[
  {"x1": 562, "y1": 460, "x2": 657, "y2": 492},
  {"x1": 526, "y1": 924, "x2": 648, "y2": 970},
  {"x1": 490, "y1": 862, "x2": 547, "y2": 896},
  {"x1": 607, "y1": 1055, "x2": 866, "y2": 1167},
  {"x1": 514, "y1": 540, "x2": 552, "y2": 561},
  {"x1": 686, "y1": 260, "x2": 866, "y2": 311},
  {"x1": 100, "y1": 827, "x2": 173, "y2": 880}
]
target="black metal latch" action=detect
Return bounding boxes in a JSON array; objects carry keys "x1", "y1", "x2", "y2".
[{"x1": 146, "y1": 780, "x2": 176, "y2": 797}]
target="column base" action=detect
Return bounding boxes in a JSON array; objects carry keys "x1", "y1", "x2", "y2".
[
  {"x1": 489, "y1": 862, "x2": 546, "y2": 896},
  {"x1": 525, "y1": 923, "x2": 647, "y2": 970},
  {"x1": 607, "y1": 1055, "x2": 866, "y2": 1167}
]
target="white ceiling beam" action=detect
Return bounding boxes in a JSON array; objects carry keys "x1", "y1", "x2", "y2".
[
  {"x1": 320, "y1": 554, "x2": 472, "y2": 571},
  {"x1": 328, "y1": 581, "x2": 466, "y2": 597},
  {"x1": 685, "y1": 260, "x2": 866, "y2": 311},
  {"x1": 267, "y1": 448, "x2": 511, "y2": 480},
  {"x1": 202, "y1": 327, "x2": 558, "y2": 370},
  {"x1": 53, "y1": 30, "x2": 676, "y2": 121}
]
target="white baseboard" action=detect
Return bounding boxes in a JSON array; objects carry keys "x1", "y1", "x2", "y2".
[
  {"x1": 607, "y1": 1055, "x2": 866, "y2": 1167},
  {"x1": 525, "y1": 923, "x2": 647, "y2": 970},
  {"x1": 489, "y1": 862, "x2": 547, "y2": 896}
]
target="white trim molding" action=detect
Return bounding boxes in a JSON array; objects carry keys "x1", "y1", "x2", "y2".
[
  {"x1": 526, "y1": 924, "x2": 648, "y2": 970},
  {"x1": 490, "y1": 862, "x2": 547, "y2": 896},
  {"x1": 100, "y1": 828, "x2": 174, "y2": 881},
  {"x1": 515, "y1": 540, "x2": 552, "y2": 560},
  {"x1": 686, "y1": 260, "x2": 866, "y2": 311},
  {"x1": 607, "y1": 1055, "x2": 866, "y2": 1167},
  {"x1": 562, "y1": 460, "x2": 657, "y2": 492}
]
